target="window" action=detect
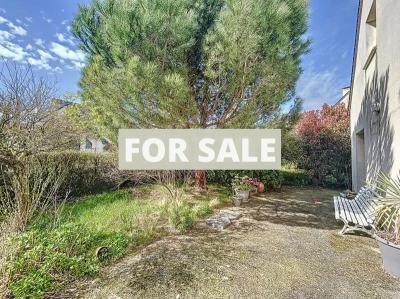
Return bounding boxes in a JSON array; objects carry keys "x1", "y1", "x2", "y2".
[
  {"x1": 366, "y1": 0, "x2": 376, "y2": 52},
  {"x1": 85, "y1": 139, "x2": 92, "y2": 149},
  {"x1": 356, "y1": 129, "x2": 366, "y2": 189},
  {"x1": 364, "y1": 0, "x2": 377, "y2": 71}
]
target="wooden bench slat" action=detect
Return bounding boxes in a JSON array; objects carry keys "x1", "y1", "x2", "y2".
[
  {"x1": 354, "y1": 200, "x2": 373, "y2": 224},
  {"x1": 348, "y1": 199, "x2": 369, "y2": 226},
  {"x1": 334, "y1": 196, "x2": 340, "y2": 220},
  {"x1": 338, "y1": 197, "x2": 350, "y2": 222},
  {"x1": 358, "y1": 196, "x2": 376, "y2": 216},
  {"x1": 333, "y1": 186, "x2": 377, "y2": 236},
  {"x1": 341, "y1": 198, "x2": 358, "y2": 224}
]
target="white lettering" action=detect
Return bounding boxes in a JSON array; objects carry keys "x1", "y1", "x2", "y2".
[
  {"x1": 143, "y1": 138, "x2": 165, "y2": 163},
  {"x1": 261, "y1": 138, "x2": 276, "y2": 162},
  {"x1": 199, "y1": 138, "x2": 215, "y2": 162},
  {"x1": 169, "y1": 138, "x2": 188, "y2": 162},
  {"x1": 217, "y1": 138, "x2": 240, "y2": 162},
  {"x1": 126, "y1": 138, "x2": 140, "y2": 162}
]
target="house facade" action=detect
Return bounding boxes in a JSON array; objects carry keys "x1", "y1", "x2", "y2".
[
  {"x1": 53, "y1": 99, "x2": 111, "y2": 154},
  {"x1": 334, "y1": 86, "x2": 350, "y2": 109},
  {"x1": 350, "y1": 0, "x2": 400, "y2": 191}
]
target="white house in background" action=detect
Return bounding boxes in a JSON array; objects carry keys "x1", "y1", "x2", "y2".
[
  {"x1": 334, "y1": 86, "x2": 350, "y2": 109},
  {"x1": 53, "y1": 99, "x2": 111, "y2": 154},
  {"x1": 350, "y1": 0, "x2": 400, "y2": 191},
  {"x1": 80, "y1": 138, "x2": 111, "y2": 153}
]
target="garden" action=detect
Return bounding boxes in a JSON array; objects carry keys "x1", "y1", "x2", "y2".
[{"x1": 1, "y1": 0, "x2": 400, "y2": 297}]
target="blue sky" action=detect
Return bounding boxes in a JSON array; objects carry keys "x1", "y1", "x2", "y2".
[{"x1": 0, "y1": 0, "x2": 359, "y2": 110}]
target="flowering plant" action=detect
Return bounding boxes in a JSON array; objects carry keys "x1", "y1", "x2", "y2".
[{"x1": 231, "y1": 175, "x2": 252, "y2": 191}]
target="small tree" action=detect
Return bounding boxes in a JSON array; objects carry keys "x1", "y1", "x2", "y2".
[
  {"x1": 295, "y1": 103, "x2": 351, "y2": 188},
  {"x1": 71, "y1": 0, "x2": 310, "y2": 189},
  {"x1": 0, "y1": 62, "x2": 81, "y2": 230}
]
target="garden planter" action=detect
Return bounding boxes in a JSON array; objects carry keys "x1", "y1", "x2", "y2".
[
  {"x1": 257, "y1": 182, "x2": 265, "y2": 193},
  {"x1": 232, "y1": 196, "x2": 242, "y2": 207},
  {"x1": 376, "y1": 236, "x2": 400, "y2": 277},
  {"x1": 236, "y1": 190, "x2": 250, "y2": 202}
]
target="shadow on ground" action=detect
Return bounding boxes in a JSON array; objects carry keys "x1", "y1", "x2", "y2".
[
  {"x1": 240, "y1": 187, "x2": 341, "y2": 230},
  {"x1": 62, "y1": 187, "x2": 400, "y2": 299}
]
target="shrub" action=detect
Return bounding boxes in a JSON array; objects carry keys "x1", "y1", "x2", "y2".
[
  {"x1": 194, "y1": 201, "x2": 213, "y2": 218},
  {"x1": 0, "y1": 155, "x2": 67, "y2": 231},
  {"x1": 35, "y1": 151, "x2": 117, "y2": 197},
  {"x1": 207, "y1": 170, "x2": 284, "y2": 190},
  {"x1": 280, "y1": 168, "x2": 312, "y2": 186},
  {"x1": 166, "y1": 201, "x2": 196, "y2": 233},
  {"x1": 373, "y1": 173, "x2": 400, "y2": 244},
  {"x1": 294, "y1": 103, "x2": 351, "y2": 188}
]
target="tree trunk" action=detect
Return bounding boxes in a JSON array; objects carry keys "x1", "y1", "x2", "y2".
[{"x1": 195, "y1": 170, "x2": 207, "y2": 191}]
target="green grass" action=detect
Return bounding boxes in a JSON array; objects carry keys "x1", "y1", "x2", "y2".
[{"x1": 7, "y1": 184, "x2": 230, "y2": 298}]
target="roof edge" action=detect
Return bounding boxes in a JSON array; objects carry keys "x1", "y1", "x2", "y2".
[{"x1": 348, "y1": 0, "x2": 363, "y2": 114}]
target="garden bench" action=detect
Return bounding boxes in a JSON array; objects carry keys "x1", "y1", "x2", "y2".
[{"x1": 333, "y1": 187, "x2": 379, "y2": 236}]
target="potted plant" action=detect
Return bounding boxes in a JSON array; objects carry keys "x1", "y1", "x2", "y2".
[
  {"x1": 232, "y1": 195, "x2": 242, "y2": 207},
  {"x1": 373, "y1": 173, "x2": 400, "y2": 277},
  {"x1": 249, "y1": 177, "x2": 265, "y2": 193},
  {"x1": 232, "y1": 175, "x2": 252, "y2": 202}
]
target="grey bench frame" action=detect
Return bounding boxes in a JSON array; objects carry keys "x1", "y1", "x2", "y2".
[{"x1": 333, "y1": 187, "x2": 379, "y2": 236}]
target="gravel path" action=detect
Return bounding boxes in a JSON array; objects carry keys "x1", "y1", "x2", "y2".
[{"x1": 67, "y1": 187, "x2": 400, "y2": 299}]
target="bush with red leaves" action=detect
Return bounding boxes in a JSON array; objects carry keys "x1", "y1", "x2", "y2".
[{"x1": 295, "y1": 103, "x2": 351, "y2": 188}]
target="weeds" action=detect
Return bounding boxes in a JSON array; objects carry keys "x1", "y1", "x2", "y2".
[{"x1": 3, "y1": 184, "x2": 229, "y2": 297}]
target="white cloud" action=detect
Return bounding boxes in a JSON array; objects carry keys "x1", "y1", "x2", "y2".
[
  {"x1": 55, "y1": 33, "x2": 66, "y2": 42},
  {"x1": 53, "y1": 66, "x2": 63, "y2": 73},
  {"x1": 27, "y1": 56, "x2": 51, "y2": 70},
  {"x1": 55, "y1": 32, "x2": 76, "y2": 46},
  {"x1": 50, "y1": 42, "x2": 85, "y2": 62},
  {"x1": 42, "y1": 16, "x2": 52, "y2": 23},
  {"x1": 37, "y1": 49, "x2": 54, "y2": 61},
  {"x1": 0, "y1": 30, "x2": 13, "y2": 42},
  {"x1": 34, "y1": 38, "x2": 45, "y2": 47},
  {"x1": 297, "y1": 68, "x2": 343, "y2": 111},
  {"x1": 25, "y1": 17, "x2": 33, "y2": 23},
  {"x1": 0, "y1": 16, "x2": 27, "y2": 36},
  {"x1": 0, "y1": 8, "x2": 5, "y2": 14},
  {"x1": 71, "y1": 60, "x2": 85, "y2": 70},
  {"x1": 26, "y1": 43, "x2": 33, "y2": 50},
  {"x1": 61, "y1": 19, "x2": 69, "y2": 25},
  {"x1": 0, "y1": 41, "x2": 28, "y2": 61}
]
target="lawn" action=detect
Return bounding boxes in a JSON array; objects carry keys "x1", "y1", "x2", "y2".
[{"x1": 6, "y1": 184, "x2": 230, "y2": 298}]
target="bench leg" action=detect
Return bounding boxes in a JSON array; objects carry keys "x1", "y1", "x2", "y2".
[
  {"x1": 339, "y1": 223, "x2": 350, "y2": 235},
  {"x1": 338, "y1": 222, "x2": 375, "y2": 237},
  {"x1": 344, "y1": 226, "x2": 375, "y2": 237}
]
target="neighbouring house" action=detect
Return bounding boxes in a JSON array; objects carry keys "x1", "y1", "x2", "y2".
[
  {"x1": 80, "y1": 138, "x2": 111, "y2": 153},
  {"x1": 350, "y1": 0, "x2": 400, "y2": 191},
  {"x1": 334, "y1": 86, "x2": 350, "y2": 109},
  {"x1": 52, "y1": 99, "x2": 111, "y2": 154}
]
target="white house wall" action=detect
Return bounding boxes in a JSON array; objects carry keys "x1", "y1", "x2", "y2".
[{"x1": 351, "y1": 0, "x2": 400, "y2": 191}]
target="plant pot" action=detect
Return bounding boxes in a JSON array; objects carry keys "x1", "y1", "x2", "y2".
[
  {"x1": 232, "y1": 196, "x2": 242, "y2": 207},
  {"x1": 376, "y1": 235, "x2": 400, "y2": 277},
  {"x1": 257, "y1": 182, "x2": 265, "y2": 193},
  {"x1": 235, "y1": 190, "x2": 250, "y2": 202}
]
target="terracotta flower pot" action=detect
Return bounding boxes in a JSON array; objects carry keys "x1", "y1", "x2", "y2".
[{"x1": 257, "y1": 182, "x2": 265, "y2": 193}]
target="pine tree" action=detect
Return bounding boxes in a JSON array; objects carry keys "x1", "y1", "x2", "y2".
[{"x1": 71, "y1": 0, "x2": 310, "y2": 188}]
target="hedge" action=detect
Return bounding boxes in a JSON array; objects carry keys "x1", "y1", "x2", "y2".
[
  {"x1": 33, "y1": 151, "x2": 119, "y2": 197},
  {"x1": 207, "y1": 169, "x2": 312, "y2": 190}
]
